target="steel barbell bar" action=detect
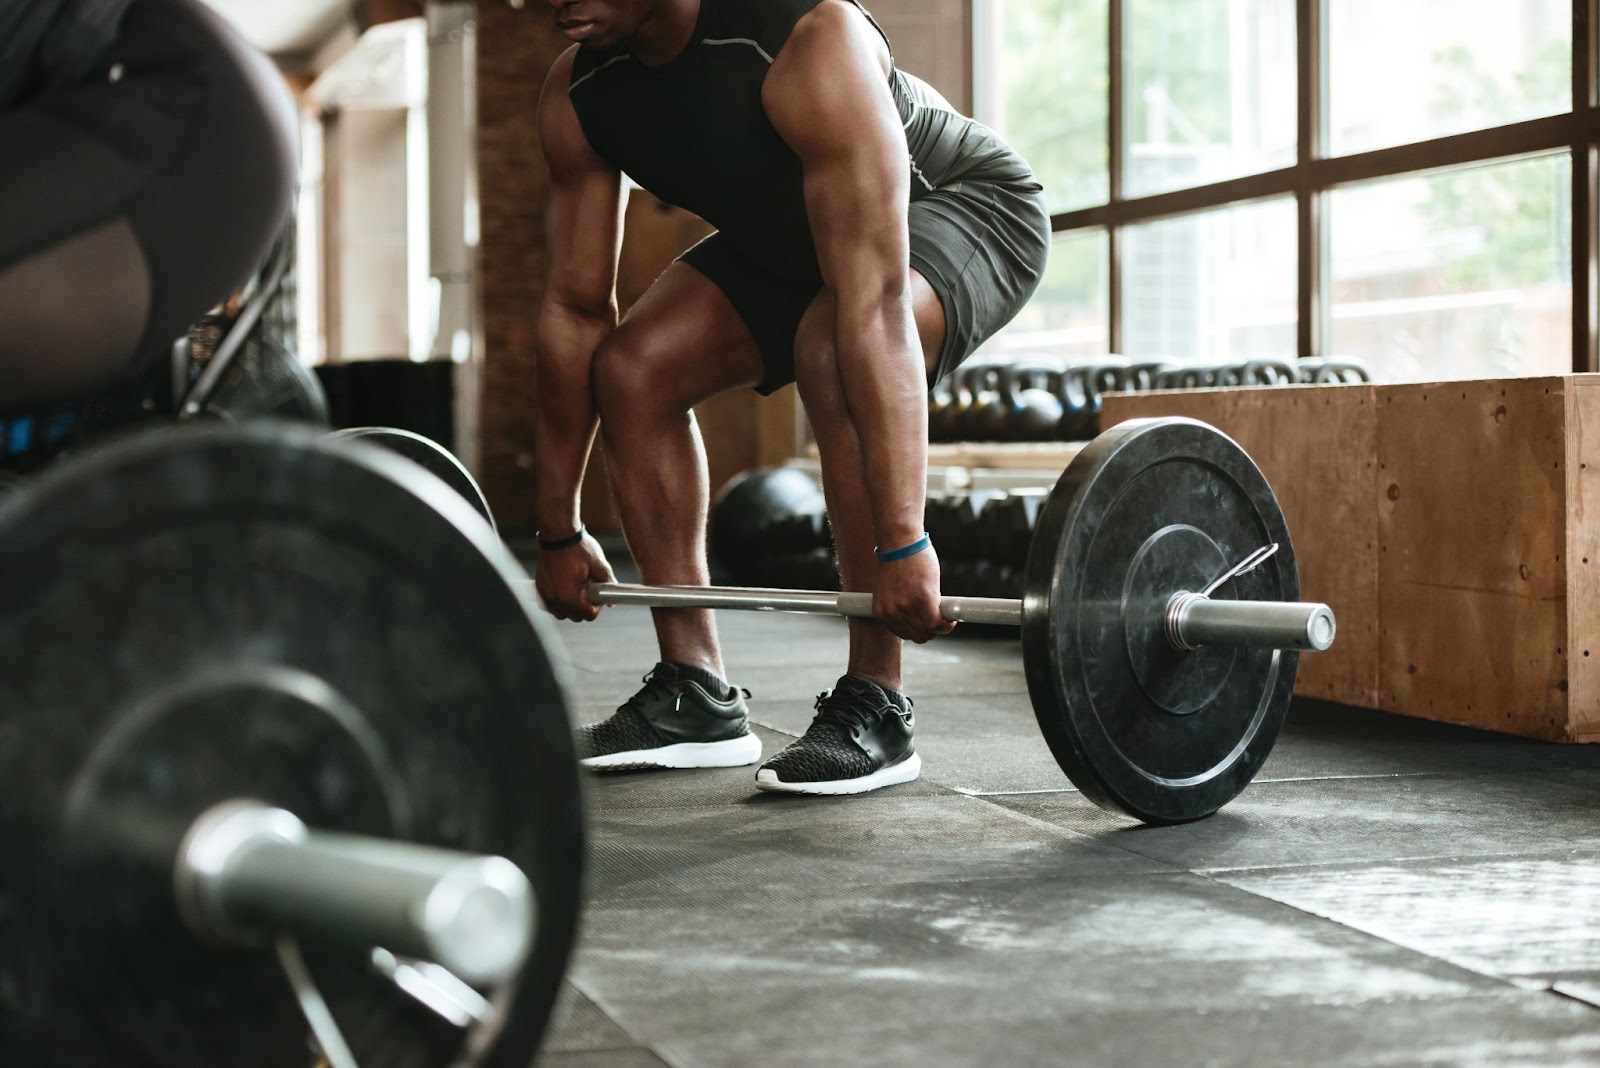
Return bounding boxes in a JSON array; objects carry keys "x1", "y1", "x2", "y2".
[{"x1": 585, "y1": 581, "x2": 1336, "y2": 652}]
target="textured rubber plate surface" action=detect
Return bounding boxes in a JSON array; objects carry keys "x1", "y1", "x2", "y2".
[
  {"x1": 331, "y1": 425, "x2": 496, "y2": 530},
  {"x1": 0, "y1": 425, "x2": 582, "y2": 1068},
  {"x1": 1022, "y1": 417, "x2": 1300, "y2": 824}
]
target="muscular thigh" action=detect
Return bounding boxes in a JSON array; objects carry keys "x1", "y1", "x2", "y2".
[{"x1": 612, "y1": 260, "x2": 768, "y2": 410}]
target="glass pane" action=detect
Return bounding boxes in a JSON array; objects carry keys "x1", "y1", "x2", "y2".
[
  {"x1": 1124, "y1": 0, "x2": 1296, "y2": 197},
  {"x1": 1329, "y1": 154, "x2": 1571, "y2": 381},
  {"x1": 978, "y1": 0, "x2": 1109, "y2": 212},
  {"x1": 1120, "y1": 198, "x2": 1297, "y2": 360},
  {"x1": 1328, "y1": 0, "x2": 1571, "y2": 155},
  {"x1": 980, "y1": 229, "x2": 1110, "y2": 358}
]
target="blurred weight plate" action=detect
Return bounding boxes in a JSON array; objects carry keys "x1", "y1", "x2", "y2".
[
  {"x1": 0, "y1": 424, "x2": 582, "y2": 1067},
  {"x1": 331, "y1": 426, "x2": 495, "y2": 531}
]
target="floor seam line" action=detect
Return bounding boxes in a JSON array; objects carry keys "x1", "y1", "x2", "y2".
[{"x1": 1191, "y1": 869, "x2": 1576, "y2": 1000}]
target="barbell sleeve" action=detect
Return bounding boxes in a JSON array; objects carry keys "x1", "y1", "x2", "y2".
[
  {"x1": 1167, "y1": 593, "x2": 1336, "y2": 652},
  {"x1": 175, "y1": 801, "x2": 535, "y2": 986}
]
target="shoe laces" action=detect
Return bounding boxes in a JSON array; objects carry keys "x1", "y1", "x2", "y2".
[
  {"x1": 618, "y1": 667, "x2": 750, "y2": 717},
  {"x1": 619, "y1": 666, "x2": 683, "y2": 717},
  {"x1": 812, "y1": 687, "x2": 900, "y2": 736}
]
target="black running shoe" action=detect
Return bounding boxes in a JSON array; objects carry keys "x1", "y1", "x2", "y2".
[
  {"x1": 755, "y1": 674, "x2": 920, "y2": 795},
  {"x1": 577, "y1": 663, "x2": 761, "y2": 770}
]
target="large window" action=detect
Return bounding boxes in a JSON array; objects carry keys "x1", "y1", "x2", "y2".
[
  {"x1": 990, "y1": 230, "x2": 1112, "y2": 358},
  {"x1": 975, "y1": 0, "x2": 1590, "y2": 383},
  {"x1": 1123, "y1": 198, "x2": 1297, "y2": 360},
  {"x1": 1327, "y1": 0, "x2": 1571, "y2": 155},
  {"x1": 1124, "y1": 0, "x2": 1296, "y2": 197},
  {"x1": 1330, "y1": 155, "x2": 1572, "y2": 380},
  {"x1": 978, "y1": 0, "x2": 1109, "y2": 212}
]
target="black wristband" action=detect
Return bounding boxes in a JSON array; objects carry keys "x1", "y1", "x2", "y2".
[{"x1": 537, "y1": 525, "x2": 586, "y2": 551}]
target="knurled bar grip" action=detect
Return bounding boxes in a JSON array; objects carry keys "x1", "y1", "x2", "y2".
[
  {"x1": 175, "y1": 801, "x2": 535, "y2": 986},
  {"x1": 585, "y1": 582, "x2": 1336, "y2": 652},
  {"x1": 587, "y1": 581, "x2": 1021, "y2": 625}
]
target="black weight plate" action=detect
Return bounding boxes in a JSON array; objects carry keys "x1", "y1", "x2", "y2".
[
  {"x1": 1021, "y1": 417, "x2": 1298, "y2": 824},
  {"x1": 0, "y1": 424, "x2": 584, "y2": 1068},
  {"x1": 331, "y1": 426, "x2": 497, "y2": 531}
]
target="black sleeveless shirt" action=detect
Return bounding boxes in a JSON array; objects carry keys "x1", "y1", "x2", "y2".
[{"x1": 567, "y1": 0, "x2": 1031, "y2": 286}]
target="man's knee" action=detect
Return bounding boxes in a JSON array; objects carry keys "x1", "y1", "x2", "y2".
[
  {"x1": 792, "y1": 291, "x2": 840, "y2": 401},
  {"x1": 590, "y1": 332, "x2": 645, "y2": 420},
  {"x1": 591, "y1": 328, "x2": 692, "y2": 424}
]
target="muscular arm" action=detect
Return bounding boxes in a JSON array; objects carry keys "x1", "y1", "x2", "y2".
[
  {"x1": 763, "y1": 2, "x2": 927, "y2": 552},
  {"x1": 534, "y1": 48, "x2": 624, "y2": 535}
]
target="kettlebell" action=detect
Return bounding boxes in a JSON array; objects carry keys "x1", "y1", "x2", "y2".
[
  {"x1": 1294, "y1": 357, "x2": 1325, "y2": 383},
  {"x1": 1154, "y1": 363, "x2": 1218, "y2": 390},
  {"x1": 1082, "y1": 361, "x2": 1127, "y2": 437},
  {"x1": 1314, "y1": 358, "x2": 1372, "y2": 383},
  {"x1": 1006, "y1": 363, "x2": 1065, "y2": 441},
  {"x1": 1214, "y1": 363, "x2": 1247, "y2": 387},
  {"x1": 1122, "y1": 360, "x2": 1168, "y2": 392},
  {"x1": 1056, "y1": 364, "x2": 1095, "y2": 441},
  {"x1": 948, "y1": 362, "x2": 983, "y2": 440},
  {"x1": 1242, "y1": 357, "x2": 1298, "y2": 386},
  {"x1": 971, "y1": 364, "x2": 1010, "y2": 441}
]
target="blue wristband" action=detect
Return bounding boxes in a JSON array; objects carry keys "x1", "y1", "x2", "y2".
[{"x1": 875, "y1": 532, "x2": 931, "y2": 562}]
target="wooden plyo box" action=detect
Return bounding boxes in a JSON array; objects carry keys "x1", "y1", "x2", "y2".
[
  {"x1": 1102, "y1": 375, "x2": 1600, "y2": 743},
  {"x1": 1100, "y1": 384, "x2": 1382, "y2": 712}
]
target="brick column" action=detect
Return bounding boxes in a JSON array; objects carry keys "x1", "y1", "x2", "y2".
[{"x1": 473, "y1": 1, "x2": 568, "y2": 531}]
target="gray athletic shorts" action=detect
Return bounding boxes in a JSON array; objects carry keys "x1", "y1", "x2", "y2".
[{"x1": 680, "y1": 175, "x2": 1051, "y2": 396}]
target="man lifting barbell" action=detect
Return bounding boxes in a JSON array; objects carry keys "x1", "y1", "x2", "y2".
[{"x1": 531, "y1": 0, "x2": 1052, "y2": 795}]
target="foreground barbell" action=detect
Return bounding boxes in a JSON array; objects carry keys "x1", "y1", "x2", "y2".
[
  {"x1": 583, "y1": 417, "x2": 1331, "y2": 825},
  {"x1": 0, "y1": 424, "x2": 584, "y2": 1068},
  {"x1": 589, "y1": 560, "x2": 1334, "y2": 651}
]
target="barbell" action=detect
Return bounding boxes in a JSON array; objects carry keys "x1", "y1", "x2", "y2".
[
  {"x1": 0, "y1": 412, "x2": 1331, "y2": 1065},
  {"x1": 0, "y1": 424, "x2": 584, "y2": 1068},
  {"x1": 590, "y1": 568, "x2": 1331, "y2": 649},
  {"x1": 584, "y1": 417, "x2": 1333, "y2": 825}
]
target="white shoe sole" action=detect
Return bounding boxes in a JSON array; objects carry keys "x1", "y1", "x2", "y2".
[
  {"x1": 754, "y1": 752, "x2": 922, "y2": 796},
  {"x1": 582, "y1": 733, "x2": 763, "y2": 770}
]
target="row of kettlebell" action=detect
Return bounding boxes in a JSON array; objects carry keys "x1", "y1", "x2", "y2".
[
  {"x1": 928, "y1": 359, "x2": 1125, "y2": 443},
  {"x1": 927, "y1": 355, "x2": 1371, "y2": 443}
]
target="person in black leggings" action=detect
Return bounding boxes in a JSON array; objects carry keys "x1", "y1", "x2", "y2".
[{"x1": 0, "y1": 0, "x2": 298, "y2": 414}]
